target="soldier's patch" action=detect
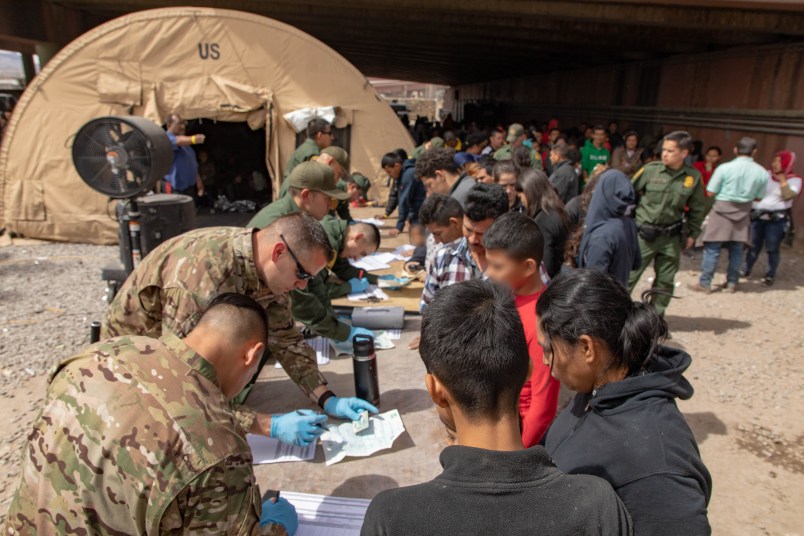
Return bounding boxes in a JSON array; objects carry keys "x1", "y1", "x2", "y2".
[{"x1": 684, "y1": 175, "x2": 694, "y2": 188}]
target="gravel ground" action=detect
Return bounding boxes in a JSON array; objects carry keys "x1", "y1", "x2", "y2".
[{"x1": 0, "y1": 236, "x2": 802, "y2": 532}]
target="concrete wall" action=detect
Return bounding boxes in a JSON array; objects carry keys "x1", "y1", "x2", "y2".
[{"x1": 447, "y1": 42, "x2": 804, "y2": 226}]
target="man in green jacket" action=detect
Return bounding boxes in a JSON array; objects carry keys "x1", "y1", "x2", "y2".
[
  {"x1": 249, "y1": 161, "x2": 349, "y2": 229},
  {"x1": 283, "y1": 118, "x2": 335, "y2": 181},
  {"x1": 494, "y1": 123, "x2": 542, "y2": 170},
  {"x1": 291, "y1": 217, "x2": 385, "y2": 341},
  {"x1": 628, "y1": 130, "x2": 707, "y2": 317}
]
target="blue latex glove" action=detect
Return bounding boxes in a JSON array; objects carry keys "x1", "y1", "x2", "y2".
[
  {"x1": 378, "y1": 274, "x2": 397, "y2": 280},
  {"x1": 324, "y1": 396, "x2": 380, "y2": 421},
  {"x1": 270, "y1": 409, "x2": 328, "y2": 446},
  {"x1": 349, "y1": 277, "x2": 369, "y2": 293},
  {"x1": 349, "y1": 326, "x2": 374, "y2": 342},
  {"x1": 260, "y1": 497, "x2": 298, "y2": 535}
]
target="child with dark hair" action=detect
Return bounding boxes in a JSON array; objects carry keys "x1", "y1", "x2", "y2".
[
  {"x1": 361, "y1": 279, "x2": 632, "y2": 536},
  {"x1": 420, "y1": 183, "x2": 508, "y2": 310},
  {"x1": 484, "y1": 212, "x2": 559, "y2": 447},
  {"x1": 540, "y1": 269, "x2": 711, "y2": 536}
]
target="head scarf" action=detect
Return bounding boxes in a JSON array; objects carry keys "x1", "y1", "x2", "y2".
[{"x1": 774, "y1": 150, "x2": 798, "y2": 180}]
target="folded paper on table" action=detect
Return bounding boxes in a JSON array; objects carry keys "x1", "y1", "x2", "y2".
[
  {"x1": 247, "y1": 434, "x2": 315, "y2": 464},
  {"x1": 347, "y1": 284, "x2": 389, "y2": 302},
  {"x1": 348, "y1": 256, "x2": 391, "y2": 272},
  {"x1": 280, "y1": 491, "x2": 370, "y2": 536},
  {"x1": 320, "y1": 409, "x2": 405, "y2": 466}
]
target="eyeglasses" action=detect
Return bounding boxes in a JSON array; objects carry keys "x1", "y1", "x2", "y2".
[
  {"x1": 279, "y1": 234, "x2": 315, "y2": 281},
  {"x1": 322, "y1": 130, "x2": 333, "y2": 136}
]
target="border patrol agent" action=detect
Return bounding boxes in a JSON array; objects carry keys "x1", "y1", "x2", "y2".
[
  {"x1": 628, "y1": 131, "x2": 707, "y2": 317},
  {"x1": 494, "y1": 123, "x2": 543, "y2": 170}
]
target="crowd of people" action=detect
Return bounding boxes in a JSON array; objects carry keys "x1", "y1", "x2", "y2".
[{"x1": 4, "y1": 113, "x2": 801, "y2": 536}]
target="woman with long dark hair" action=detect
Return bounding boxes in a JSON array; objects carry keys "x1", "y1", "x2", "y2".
[
  {"x1": 539, "y1": 269, "x2": 712, "y2": 535},
  {"x1": 516, "y1": 169, "x2": 568, "y2": 277}
]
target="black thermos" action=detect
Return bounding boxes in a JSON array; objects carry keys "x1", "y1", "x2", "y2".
[
  {"x1": 352, "y1": 334, "x2": 380, "y2": 407},
  {"x1": 90, "y1": 321, "x2": 102, "y2": 344}
]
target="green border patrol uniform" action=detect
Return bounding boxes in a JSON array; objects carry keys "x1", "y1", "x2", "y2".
[
  {"x1": 493, "y1": 123, "x2": 543, "y2": 170},
  {"x1": 628, "y1": 161, "x2": 706, "y2": 316},
  {"x1": 291, "y1": 216, "x2": 379, "y2": 341},
  {"x1": 277, "y1": 137, "x2": 321, "y2": 195},
  {"x1": 411, "y1": 136, "x2": 444, "y2": 160},
  {"x1": 249, "y1": 161, "x2": 348, "y2": 229}
]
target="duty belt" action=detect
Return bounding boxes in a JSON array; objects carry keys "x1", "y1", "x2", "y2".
[{"x1": 638, "y1": 221, "x2": 683, "y2": 236}]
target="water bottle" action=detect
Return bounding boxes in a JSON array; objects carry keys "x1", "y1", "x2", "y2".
[{"x1": 352, "y1": 334, "x2": 380, "y2": 407}]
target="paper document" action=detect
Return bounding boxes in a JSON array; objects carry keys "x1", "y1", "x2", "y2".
[
  {"x1": 277, "y1": 337, "x2": 330, "y2": 368},
  {"x1": 385, "y1": 328, "x2": 402, "y2": 340},
  {"x1": 280, "y1": 491, "x2": 370, "y2": 536},
  {"x1": 320, "y1": 409, "x2": 406, "y2": 466},
  {"x1": 347, "y1": 284, "x2": 389, "y2": 302},
  {"x1": 332, "y1": 330, "x2": 394, "y2": 355},
  {"x1": 393, "y1": 244, "x2": 416, "y2": 260},
  {"x1": 247, "y1": 434, "x2": 315, "y2": 464},
  {"x1": 348, "y1": 256, "x2": 391, "y2": 272},
  {"x1": 355, "y1": 217, "x2": 386, "y2": 227}
]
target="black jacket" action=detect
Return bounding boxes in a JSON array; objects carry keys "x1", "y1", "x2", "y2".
[
  {"x1": 533, "y1": 208, "x2": 568, "y2": 278},
  {"x1": 578, "y1": 169, "x2": 641, "y2": 287},
  {"x1": 544, "y1": 345, "x2": 712, "y2": 536},
  {"x1": 361, "y1": 445, "x2": 632, "y2": 536},
  {"x1": 395, "y1": 159, "x2": 426, "y2": 231},
  {"x1": 549, "y1": 159, "x2": 580, "y2": 204}
]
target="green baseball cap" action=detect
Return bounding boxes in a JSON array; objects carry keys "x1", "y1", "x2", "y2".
[
  {"x1": 351, "y1": 172, "x2": 371, "y2": 194},
  {"x1": 321, "y1": 146, "x2": 350, "y2": 171},
  {"x1": 506, "y1": 123, "x2": 525, "y2": 143},
  {"x1": 288, "y1": 161, "x2": 350, "y2": 200},
  {"x1": 429, "y1": 136, "x2": 445, "y2": 148}
]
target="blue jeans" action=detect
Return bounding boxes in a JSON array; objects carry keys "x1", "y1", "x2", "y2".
[
  {"x1": 744, "y1": 218, "x2": 786, "y2": 278},
  {"x1": 700, "y1": 241, "x2": 744, "y2": 287}
]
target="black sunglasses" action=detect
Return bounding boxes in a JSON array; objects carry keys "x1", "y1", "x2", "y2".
[{"x1": 279, "y1": 234, "x2": 315, "y2": 281}]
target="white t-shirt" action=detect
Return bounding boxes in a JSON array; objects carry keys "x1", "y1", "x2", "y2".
[{"x1": 753, "y1": 175, "x2": 802, "y2": 212}]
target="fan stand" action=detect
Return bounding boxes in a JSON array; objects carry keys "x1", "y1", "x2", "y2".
[{"x1": 101, "y1": 198, "x2": 143, "y2": 303}]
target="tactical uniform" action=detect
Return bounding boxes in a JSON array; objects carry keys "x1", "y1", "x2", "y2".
[
  {"x1": 101, "y1": 227, "x2": 325, "y2": 428},
  {"x1": 284, "y1": 138, "x2": 320, "y2": 180},
  {"x1": 493, "y1": 144, "x2": 543, "y2": 170},
  {"x1": 4, "y1": 333, "x2": 284, "y2": 535},
  {"x1": 291, "y1": 217, "x2": 379, "y2": 340},
  {"x1": 249, "y1": 194, "x2": 301, "y2": 229},
  {"x1": 628, "y1": 161, "x2": 706, "y2": 315}
]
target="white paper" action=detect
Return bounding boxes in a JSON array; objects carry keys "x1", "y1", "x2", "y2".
[
  {"x1": 280, "y1": 491, "x2": 370, "y2": 536},
  {"x1": 354, "y1": 217, "x2": 386, "y2": 227},
  {"x1": 384, "y1": 328, "x2": 402, "y2": 340},
  {"x1": 348, "y1": 256, "x2": 391, "y2": 272},
  {"x1": 393, "y1": 244, "x2": 416, "y2": 261},
  {"x1": 374, "y1": 330, "x2": 395, "y2": 350},
  {"x1": 370, "y1": 252, "x2": 400, "y2": 265},
  {"x1": 247, "y1": 434, "x2": 315, "y2": 464},
  {"x1": 347, "y1": 284, "x2": 389, "y2": 302},
  {"x1": 277, "y1": 337, "x2": 331, "y2": 368},
  {"x1": 320, "y1": 409, "x2": 405, "y2": 466}
]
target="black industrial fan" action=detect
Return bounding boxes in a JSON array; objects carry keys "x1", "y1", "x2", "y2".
[
  {"x1": 72, "y1": 116, "x2": 172, "y2": 198},
  {"x1": 71, "y1": 116, "x2": 195, "y2": 305}
]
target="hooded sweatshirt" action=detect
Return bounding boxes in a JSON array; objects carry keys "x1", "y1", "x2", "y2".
[
  {"x1": 544, "y1": 345, "x2": 712, "y2": 536},
  {"x1": 578, "y1": 170, "x2": 641, "y2": 287}
]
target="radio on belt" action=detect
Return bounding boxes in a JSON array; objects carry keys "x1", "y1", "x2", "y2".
[{"x1": 351, "y1": 307, "x2": 404, "y2": 330}]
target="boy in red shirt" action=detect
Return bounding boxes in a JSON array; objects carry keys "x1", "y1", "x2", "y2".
[{"x1": 483, "y1": 212, "x2": 560, "y2": 446}]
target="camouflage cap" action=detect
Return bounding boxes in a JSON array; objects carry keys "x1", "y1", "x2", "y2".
[
  {"x1": 321, "y1": 146, "x2": 350, "y2": 171},
  {"x1": 288, "y1": 161, "x2": 350, "y2": 200},
  {"x1": 351, "y1": 172, "x2": 371, "y2": 194},
  {"x1": 506, "y1": 123, "x2": 525, "y2": 143}
]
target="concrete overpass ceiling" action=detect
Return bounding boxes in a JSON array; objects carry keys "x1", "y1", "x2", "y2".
[{"x1": 9, "y1": 0, "x2": 804, "y2": 84}]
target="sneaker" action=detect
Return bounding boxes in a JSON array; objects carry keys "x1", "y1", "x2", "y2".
[
  {"x1": 739, "y1": 269, "x2": 750, "y2": 278},
  {"x1": 763, "y1": 277, "x2": 774, "y2": 286},
  {"x1": 724, "y1": 282, "x2": 738, "y2": 293}
]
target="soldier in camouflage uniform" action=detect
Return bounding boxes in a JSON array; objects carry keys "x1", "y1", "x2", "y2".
[
  {"x1": 250, "y1": 161, "x2": 349, "y2": 230},
  {"x1": 628, "y1": 131, "x2": 707, "y2": 317},
  {"x1": 493, "y1": 123, "x2": 543, "y2": 170},
  {"x1": 102, "y1": 212, "x2": 377, "y2": 440},
  {"x1": 6, "y1": 294, "x2": 298, "y2": 535}
]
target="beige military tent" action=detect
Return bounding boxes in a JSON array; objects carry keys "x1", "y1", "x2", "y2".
[{"x1": 0, "y1": 7, "x2": 413, "y2": 244}]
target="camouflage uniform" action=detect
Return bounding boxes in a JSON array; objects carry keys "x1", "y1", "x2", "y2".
[
  {"x1": 4, "y1": 333, "x2": 285, "y2": 535},
  {"x1": 493, "y1": 144, "x2": 543, "y2": 170},
  {"x1": 101, "y1": 227, "x2": 326, "y2": 428}
]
